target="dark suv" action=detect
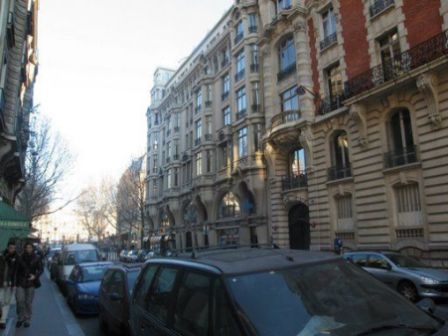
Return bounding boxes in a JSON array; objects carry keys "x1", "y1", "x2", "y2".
[{"x1": 129, "y1": 247, "x2": 447, "y2": 336}]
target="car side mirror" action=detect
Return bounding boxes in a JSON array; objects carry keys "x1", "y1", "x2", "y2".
[
  {"x1": 109, "y1": 293, "x2": 124, "y2": 302},
  {"x1": 416, "y1": 298, "x2": 435, "y2": 315}
]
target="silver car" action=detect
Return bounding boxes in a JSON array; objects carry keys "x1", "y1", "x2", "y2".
[{"x1": 344, "y1": 251, "x2": 448, "y2": 302}]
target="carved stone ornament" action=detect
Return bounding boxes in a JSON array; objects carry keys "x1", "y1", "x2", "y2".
[
  {"x1": 417, "y1": 73, "x2": 441, "y2": 128},
  {"x1": 349, "y1": 103, "x2": 368, "y2": 148},
  {"x1": 293, "y1": 22, "x2": 306, "y2": 33}
]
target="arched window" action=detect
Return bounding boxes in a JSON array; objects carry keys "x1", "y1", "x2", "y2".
[
  {"x1": 160, "y1": 212, "x2": 170, "y2": 228},
  {"x1": 329, "y1": 131, "x2": 351, "y2": 180},
  {"x1": 278, "y1": 36, "x2": 296, "y2": 73},
  {"x1": 290, "y1": 148, "x2": 306, "y2": 177},
  {"x1": 386, "y1": 109, "x2": 417, "y2": 167},
  {"x1": 219, "y1": 192, "x2": 241, "y2": 218}
]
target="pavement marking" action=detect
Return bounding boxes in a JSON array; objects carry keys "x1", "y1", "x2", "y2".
[{"x1": 48, "y1": 273, "x2": 86, "y2": 336}]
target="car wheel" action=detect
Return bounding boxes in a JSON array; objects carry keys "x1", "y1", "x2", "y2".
[{"x1": 398, "y1": 280, "x2": 418, "y2": 302}]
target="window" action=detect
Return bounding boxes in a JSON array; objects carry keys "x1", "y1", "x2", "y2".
[
  {"x1": 387, "y1": 109, "x2": 416, "y2": 167},
  {"x1": 219, "y1": 144, "x2": 228, "y2": 168},
  {"x1": 326, "y1": 64, "x2": 343, "y2": 101},
  {"x1": 235, "y1": 20, "x2": 244, "y2": 43},
  {"x1": 349, "y1": 254, "x2": 368, "y2": 267},
  {"x1": 252, "y1": 82, "x2": 260, "y2": 110},
  {"x1": 213, "y1": 280, "x2": 243, "y2": 335},
  {"x1": 174, "y1": 272, "x2": 212, "y2": 336},
  {"x1": 236, "y1": 87, "x2": 247, "y2": 113},
  {"x1": 379, "y1": 30, "x2": 401, "y2": 80},
  {"x1": 254, "y1": 124, "x2": 263, "y2": 152},
  {"x1": 290, "y1": 148, "x2": 306, "y2": 176},
  {"x1": 174, "y1": 168, "x2": 179, "y2": 186},
  {"x1": 367, "y1": 255, "x2": 390, "y2": 270},
  {"x1": 279, "y1": 36, "x2": 296, "y2": 72},
  {"x1": 167, "y1": 169, "x2": 172, "y2": 188},
  {"x1": 394, "y1": 183, "x2": 422, "y2": 227},
  {"x1": 167, "y1": 141, "x2": 172, "y2": 159},
  {"x1": 196, "y1": 91, "x2": 202, "y2": 112},
  {"x1": 222, "y1": 74, "x2": 230, "y2": 95},
  {"x1": 222, "y1": 48, "x2": 230, "y2": 66},
  {"x1": 108, "y1": 271, "x2": 125, "y2": 297},
  {"x1": 336, "y1": 194, "x2": 354, "y2": 231},
  {"x1": 250, "y1": 44, "x2": 259, "y2": 67},
  {"x1": 235, "y1": 49, "x2": 245, "y2": 81},
  {"x1": 238, "y1": 127, "x2": 248, "y2": 158},
  {"x1": 322, "y1": 7, "x2": 336, "y2": 39},
  {"x1": 219, "y1": 192, "x2": 241, "y2": 218},
  {"x1": 281, "y1": 86, "x2": 299, "y2": 112},
  {"x1": 334, "y1": 131, "x2": 350, "y2": 168},
  {"x1": 195, "y1": 119, "x2": 202, "y2": 140},
  {"x1": 147, "y1": 267, "x2": 179, "y2": 322},
  {"x1": 206, "y1": 150, "x2": 212, "y2": 173},
  {"x1": 195, "y1": 152, "x2": 202, "y2": 176},
  {"x1": 249, "y1": 13, "x2": 257, "y2": 32},
  {"x1": 223, "y1": 106, "x2": 231, "y2": 126},
  {"x1": 133, "y1": 265, "x2": 158, "y2": 308},
  {"x1": 277, "y1": 0, "x2": 292, "y2": 12}
]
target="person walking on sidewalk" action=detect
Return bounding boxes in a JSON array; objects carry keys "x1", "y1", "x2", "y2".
[
  {"x1": 0, "y1": 240, "x2": 19, "y2": 329},
  {"x1": 15, "y1": 242, "x2": 43, "y2": 328}
]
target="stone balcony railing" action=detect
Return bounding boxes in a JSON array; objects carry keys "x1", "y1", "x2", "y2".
[{"x1": 271, "y1": 110, "x2": 301, "y2": 128}]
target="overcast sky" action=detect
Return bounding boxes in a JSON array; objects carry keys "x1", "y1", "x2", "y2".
[{"x1": 35, "y1": 0, "x2": 233, "y2": 199}]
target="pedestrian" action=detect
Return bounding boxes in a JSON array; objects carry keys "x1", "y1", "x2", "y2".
[
  {"x1": 15, "y1": 242, "x2": 43, "y2": 328},
  {"x1": 0, "y1": 240, "x2": 19, "y2": 329}
]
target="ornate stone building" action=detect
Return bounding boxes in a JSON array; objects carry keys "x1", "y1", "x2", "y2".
[
  {"x1": 0, "y1": 0, "x2": 38, "y2": 205},
  {"x1": 146, "y1": 0, "x2": 448, "y2": 261}
]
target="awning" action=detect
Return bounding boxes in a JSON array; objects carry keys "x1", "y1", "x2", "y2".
[{"x1": 0, "y1": 200, "x2": 30, "y2": 250}]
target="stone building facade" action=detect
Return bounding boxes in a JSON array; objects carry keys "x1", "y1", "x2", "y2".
[
  {"x1": 0, "y1": 0, "x2": 38, "y2": 205},
  {"x1": 146, "y1": 0, "x2": 448, "y2": 261}
]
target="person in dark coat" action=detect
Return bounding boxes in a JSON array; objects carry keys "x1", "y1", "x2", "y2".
[
  {"x1": 15, "y1": 242, "x2": 43, "y2": 328},
  {"x1": 0, "y1": 240, "x2": 19, "y2": 329}
]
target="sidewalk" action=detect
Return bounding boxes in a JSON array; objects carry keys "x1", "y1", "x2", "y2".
[{"x1": 3, "y1": 272, "x2": 85, "y2": 336}]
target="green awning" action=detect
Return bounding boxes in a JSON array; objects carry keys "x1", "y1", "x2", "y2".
[{"x1": 0, "y1": 201, "x2": 30, "y2": 250}]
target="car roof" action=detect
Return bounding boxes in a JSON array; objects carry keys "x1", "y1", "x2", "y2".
[
  {"x1": 107, "y1": 263, "x2": 143, "y2": 272},
  {"x1": 344, "y1": 251, "x2": 400, "y2": 256},
  {"x1": 63, "y1": 243, "x2": 97, "y2": 251},
  {"x1": 148, "y1": 248, "x2": 340, "y2": 275},
  {"x1": 77, "y1": 261, "x2": 113, "y2": 268}
]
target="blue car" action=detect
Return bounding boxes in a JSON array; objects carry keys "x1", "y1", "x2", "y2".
[{"x1": 66, "y1": 261, "x2": 113, "y2": 315}]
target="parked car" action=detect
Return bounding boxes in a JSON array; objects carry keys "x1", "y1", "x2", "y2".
[
  {"x1": 58, "y1": 243, "x2": 101, "y2": 295},
  {"x1": 98, "y1": 263, "x2": 142, "y2": 335},
  {"x1": 344, "y1": 251, "x2": 448, "y2": 302},
  {"x1": 119, "y1": 249, "x2": 129, "y2": 262},
  {"x1": 129, "y1": 247, "x2": 447, "y2": 336},
  {"x1": 136, "y1": 250, "x2": 148, "y2": 263},
  {"x1": 46, "y1": 247, "x2": 61, "y2": 270},
  {"x1": 66, "y1": 261, "x2": 113, "y2": 315},
  {"x1": 126, "y1": 250, "x2": 139, "y2": 263}
]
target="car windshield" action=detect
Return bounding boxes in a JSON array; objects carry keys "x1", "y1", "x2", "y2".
[
  {"x1": 127, "y1": 270, "x2": 139, "y2": 295},
  {"x1": 66, "y1": 250, "x2": 99, "y2": 265},
  {"x1": 129, "y1": 250, "x2": 138, "y2": 256},
  {"x1": 81, "y1": 266, "x2": 108, "y2": 282},
  {"x1": 385, "y1": 254, "x2": 427, "y2": 268},
  {"x1": 225, "y1": 260, "x2": 440, "y2": 336}
]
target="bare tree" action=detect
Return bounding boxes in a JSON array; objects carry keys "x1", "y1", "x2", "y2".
[
  {"x1": 17, "y1": 108, "x2": 75, "y2": 222},
  {"x1": 75, "y1": 178, "x2": 117, "y2": 242},
  {"x1": 116, "y1": 155, "x2": 147, "y2": 247}
]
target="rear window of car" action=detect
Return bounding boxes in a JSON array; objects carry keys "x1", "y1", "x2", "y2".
[
  {"x1": 81, "y1": 265, "x2": 109, "y2": 282},
  {"x1": 65, "y1": 249, "x2": 99, "y2": 265}
]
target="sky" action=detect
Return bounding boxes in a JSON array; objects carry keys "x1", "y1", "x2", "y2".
[{"x1": 35, "y1": 0, "x2": 234, "y2": 197}]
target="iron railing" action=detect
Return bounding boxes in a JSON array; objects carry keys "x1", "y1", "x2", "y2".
[
  {"x1": 174, "y1": 126, "x2": 180, "y2": 133},
  {"x1": 282, "y1": 174, "x2": 308, "y2": 191},
  {"x1": 249, "y1": 26, "x2": 257, "y2": 33},
  {"x1": 234, "y1": 32, "x2": 244, "y2": 45},
  {"x1": 195, "y1": 105, "x2": 202, "y2": 114},
  {"x1": 251, "y1": 104, "x2": 260, "y2": 113},
  {"x1": 205, "y1": 101, "x2": 212, "y2": 108},
  {"x1": 384, "y1": 145, "x2": 418, "y2": 169},
  {"x1": 182, "y1": 154, "x2": 190, "y2": 162},
  {"x1": 369, "y1": 0, "x2": 394, "y2": 18},
  {"x1": 173, "y1": 154, "x2": 179, "y2": 161},
  {"x1": 235, "y1": 69, "x2": 245, "y2": 82},
  {"x1": 319, "y1": 94, "x2": 345, "y2": 115},
  {"x1": 221, "y1": 58, "x2": 230, "y2": 68},
  {"x1": 271, "y1": 110, "x2": 301, "y2": 128},
  {"x1": 328, "y1": 165, "x2": 352, "y2": 181},
  {"x1": 221, "y1": 92, "x2": 229, "y2": 101},
  {"x1": 320, "y1": 32, "x2": 337, "y2": 51},
  {"x1": 345, "y1": 29, "x2": 448, "y2": 98},
  {"x1": 195, "y1": 138, "x2": 202, "y2": 146},
  {"x1": 236, "y1": 109, "x2": 247, "y2": 120},
  {"x1": 277, "y1": 63, "x2": 296, "y2": 81},
  {"x1": 250, "y1": 63, "x2": 259, "y2": 73},
  {"x1": 204, "y1": 134, "x2": 213, "y2": 141}
]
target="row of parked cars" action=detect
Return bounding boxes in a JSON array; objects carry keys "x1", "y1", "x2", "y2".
[
  {"x1": 45, "y1": 244, "x2": 448, "y2": 335},
  {"x1": 119, "y1": 249, "x2": 154, "y2": 263}
]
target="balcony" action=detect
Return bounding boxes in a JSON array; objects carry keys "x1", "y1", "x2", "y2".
[
  {"x1": 221, "y1": 91, "x2": 229, "y2": 101},
  {"x1": 249, "y1": 26, "x2": 257, "y2": 33},
  {"x1": 195, "y1": 105, "x2": 202, "y2": 114},
  {"x1": 234, "y1": 32, "x2": 244, "y2": 45},
  {"x1": 152, "y1": 167, "x2": 158, "y2": 174},
  {"x1": 318, "y1": 94, "x2": 345, "y2": 115},
  {"x1": 195, "y1": 138, "x2": 202, "y2": 146},
  {"x1": 251, "y1": 104, "x2": 260, "y2": 113},
  {"x1": 205, "y1": 101, "x2": 212, "y2": 108},
  {"x1": 328, "y1": 165, "x2": 352, "y2": 181},
  {"x1": 271, "y1": 110, "x2": 301, "y2": 128},
  {"x1": 218, "y1": 125, "x2": 231, "y2": 142},
  {"x1": 174, "y1": 126, "x2": 180, "y2": 133},
  {"x1": 277, "y1": 63, "x2": 296, "y2": 81},
  {"x1": 282, "y1": 174, "x2": 308, "y2": 191},
  {"x1": 204, "y1": 134, "x2": 213, "y2": 141},
  {"x1": 173, "y1": 154, "x2": 179, "y2": 161},
  {"x1": 221, "y1": 58, "x2": 230, "y2": 68},
  {"x1": 320, "y1": 32, "x2": 337, "y2": 51},
  {"x1": 250, "y1": 64, "x2": 259, "y2": 73},
  {"x1": 369, "y1": 0, "x2": 394, "y2": 18},
  {"x1": 384, "y1": 145, "x2": 418, "y2": 169},
  {"x1": 182, "y1": 153, "x2": 190, "y2": 162},
  {"x1": 235, "y1": 70, "x2": 245, "y2": 82},
  {"x1": 345, "y1": 29, "x2": 448, "y2": 98},
  {"x1": 236, "y1": 109, "x2": 247, "y2": 120}
]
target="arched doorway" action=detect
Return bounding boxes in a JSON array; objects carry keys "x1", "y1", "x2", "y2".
[
  {"x1": 288, "y1": 203, "x2": 310, "y2": 250},
  {"x1": 185, "y1": 231, "x2": 193, "y2": 251}
]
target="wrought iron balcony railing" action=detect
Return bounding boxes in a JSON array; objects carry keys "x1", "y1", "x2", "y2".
[
  {"x1": 320, "y1": 32, "x2": 337, "y2": 51},
  {"x1": 384, "y1": 145, "x2": 418, "y2": 169},
  {"x1": 236, "y1": 109, "x2": 247, "y2": 120},
  {"x1": 195, "y1": 138, "x2": 202, "y2": 146},
  {"x1": 249, "y1": 26, "x2": 257, "y2": 33},
  {"x1": 328, "y1": 165, "x2": 352, "y2": 181},
  {"x1": 173, "y1": 154, "x2": 179, "y2": 161},
  {"x1": 282, "y1": 174, "x2": 308, "y2": 191},
  {"x1": 204, "y1": 134, "x2": 213, "y2": 141},
  {"x1": 271, "y1": 110, "x2": 301, "y2": 128},
  {"x1": 174, "y1": 126, "x2": 180, "y2": 133},
  {"x1": 277, "y1": 63, "x2": 296, "y2": 81},
  {"x1": 221, "y1": 58, "x2": 230, "y2": 68},
  {"x1": 319, "y1": 94, "x2": 345, "y2": 115},
  {"x1": 369, "y1": 0, "x2": 394, "y2": 18},
  {"x1": 251, "y1": 104, "x2": 260, "y2": 113},
  {"x1": 182, "y1": 153, "x2": 190, "y2": 162},
  {"x1": 250, "y1": 63, "x2": 259, "y2": 73},
  {"x1": 205, "y1": 101, "x2": 212, "y2": 108},
  {"x1": 195, "y1": 105, "x2": 202, "y2": 114},
  {"x1": 345, "y1": 29, "x2": 448, "y2": 98},
  {"x1": 221, "y1": 91, "x2": 229, "y2": 101},
  {"x1": 235, "y1": 70, "x2": 245, "y2": 82},
  {"x1": 234, "y1": 32, "x2": 244, "y2": 45}
]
